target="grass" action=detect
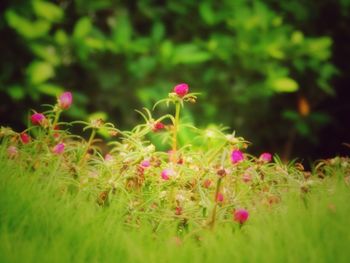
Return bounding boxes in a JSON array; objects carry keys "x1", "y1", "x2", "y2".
[{"x1": 1, "y1": 154, "x2": 349, "y2": 263}]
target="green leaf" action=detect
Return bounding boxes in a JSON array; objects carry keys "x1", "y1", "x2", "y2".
[
  {"x1": 26, "y1": 61, "x2": 55, "y2": 85},
  {"x1": 32, "y1": 0, "x2": 64, "y2": 22},
  {"x1": 111, "y1": 13, "x2": 132, "y2": 48},
  {"x1": 30, "y1": 44, "x2": 60, "y2": 66},
  {"x1": 5, "y1": 10, "x2": 51, "y2": 39},
  {"x1": 7, "y1": 85, "x2": 25, "y2": 100},
  {"x1": 73, "y1": 17, "x2": 92, "y2": 39},
  {"x1": 172, "y1": 44, "x2": 212, "y2": 64},
  {"x1": 199, "y1": 2, "x2": 215, "y2": 25},
  {"x1": 271, "y1": 77, "x2": 299, "y2": 93},
  {"x1": 36, "y1": 83, "x2": 64, "y2": 96},
  {"x1": 151, "y1": 22, "x2": 165, "y2": 42}
]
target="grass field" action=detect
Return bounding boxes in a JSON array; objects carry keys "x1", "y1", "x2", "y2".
[{"x1": 1, "y1": 153, "x2": 349, "y2": 263}]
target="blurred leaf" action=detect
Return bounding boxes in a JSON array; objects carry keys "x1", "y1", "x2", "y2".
[
  {"x1": 30, "y1": 44, "x2": 60, "y2": 66},
  {"x1": 307, "y1": 37, "x2": 332, "y2": 61},
  {"x1": 5, "y1": 10, "x2": 51, "y2": 39},
  {"x1": 111, "y1": 13, "x2": 132, "y2": 49},
  {"x1": 88, "y1": 112, "x2": 108, "y2": 121},
  {"x1": 282, "y1": 110, "x2": 300, "y2": 121},
  {"x1": 54, "y1": 30, "x2": 69, "y2": 45},
  {"x1": 32, "y1": 0, "x2": 64, "y2": 22},
  {"x1": 26, "y1": 61, "x2": 55, "y2": 85},
  {"x1": 309, "y1": 112, "x2": 331, "y2": 125},
  {"x1": 172, "y1": 44, "x2": 212, "y2": 64},
  {"x1": 36, "y1": 83, "x2": 64, "y2": 97},
  {"x1": 199, "y1": 2, "x2": 215, "y2": 25},
  {"x1": 296, "y1": 120, "x2": 311, "y2": 136},
  {"x1": 73, "y1": 17, "x2": 92, "y2": 39},
  {"x1": 271, "y1": 77, "x2": 299, "y2": 92},
  {"x1": 7, "y1": 85, "x2": 25, "y2": 100},
  {"x1": 151, "y1": 22, "x2": 165, "y2": 42}
]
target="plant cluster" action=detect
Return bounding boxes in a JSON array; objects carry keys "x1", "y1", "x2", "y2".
[{"x1": 1, "y1": 84, "x2": 349, "y2": 234}]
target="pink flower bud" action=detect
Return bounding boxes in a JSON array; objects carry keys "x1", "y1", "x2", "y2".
[
  {"x1": 31, "y1": 113, "x2": 46, "y2": 126},
  {"x1": 53, "y1": 143, "x2": 65, "y2": 154},
  {"x1": 20, "y1": 133, "x2": 31, "y2": 144},
  {"x1": 161, "y1": 168, "x2": 175, "y2": 180},
  {"x1": 231, "y1": 150, "x2": 244, "y2": 164},
  {"x1": 259, "y1": 152, "x2": 272, "y2": 163},
  {"x1": 58, "y1": 92, "x2": 73, "y2": 110},
  {"x1": 175, "y1": 206, "x2": 182, "y2": 215},
  {"x1": 216, "y1": 192, "x2": 224, "y2": 203},
  {"x1": 7, "y1": 146, "x2": 18, "y2": 159},
  {"x1": 173, "y1": 83, "x2": 189, "y2": 97},
  {"x1": 104, "y1": 153, "x2": 114, "y2": 162},
  {"x1": 140, "y1": 160, "x2": 151, "y2": 168},
  {"x1": 233, "y1": 209, "x2": 249, "y2": 224},
  {"x1": 152, "y1": 122, "x2": 165, "y2": 132}
]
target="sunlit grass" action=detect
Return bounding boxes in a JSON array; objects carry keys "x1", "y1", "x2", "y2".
[{"x1": 1, "y1": 154, "x2": 349, "y2": 263}]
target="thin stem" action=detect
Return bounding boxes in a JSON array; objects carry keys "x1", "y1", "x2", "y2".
[
  {"x1": 209, "y1": 177, "x2": 222, "y2": 229},
  {"x1": 171, "y1": 102, "x2": 181, "y2": 162},
  {"x1": 52, "y1": 110, "x2": 62, "y2": 129},
  {"x1": 78, "y1": 128, "x2": 96, "y2": 166},
  {"x1": 207, "y1": 142, "x2": 227, "y2": 164}
]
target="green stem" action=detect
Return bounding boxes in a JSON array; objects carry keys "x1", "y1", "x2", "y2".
[
  {"x1": 171, "y1": 102, "x2": 181, "y2": 161},
  {"x1": 209, "y1": 177, "x2": 222, "y2": 229},
  {"x1": 52, "y1": 110, "x2": 62, "y2": 129},
  {"x1": 207, "y1": 142, "x2": 227, "y2": 164},
  {"x1": 79, "y1": 128, "x2": 96, "y2": 166}
]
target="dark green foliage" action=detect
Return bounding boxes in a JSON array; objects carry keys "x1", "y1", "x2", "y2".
[{"x1": 0, "y1": 0, "x2": 340, "y2": 157}]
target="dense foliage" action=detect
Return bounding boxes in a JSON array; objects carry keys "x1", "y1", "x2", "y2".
[{"x1": 1, "y1": 0, "x2": 345, "y2": 159}]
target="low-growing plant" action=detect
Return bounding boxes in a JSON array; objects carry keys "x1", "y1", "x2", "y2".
[{"x1": 1, "y1": 84, "x2": 349, "y2": 238}]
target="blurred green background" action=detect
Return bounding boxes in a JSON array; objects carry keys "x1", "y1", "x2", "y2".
[{"x1": 1, "y1": 0, "x2": 349, "y2": 160}]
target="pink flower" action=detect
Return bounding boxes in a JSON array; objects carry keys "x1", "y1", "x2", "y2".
[
  {"x1": 7, "y1": 146, "x2": 18, "y2": 159},
  {"x1": 31, "y1": 113, "x2": 46, "y2": 126},
  {"x1": 152, "y1": 122, "x2": 165, "y2": 132},
  {"x1": 161, "y1": 168, "x2": 175, "y2": 180},
  {"x1": 141, "y1": 160, "x2": 151, "y2": 168},
  {"x1": 259, "y1": 152, "x2": 272, "y2": 163},
  {"x1": 173, "y1": 83, "x2": 189, "y2": 97},
  {"x1": 231, "y1": 150, "x2": 244, "y2": 164},
  {"x1": 20, "y1": 133, "x2": 31, "y2": 144},
  {"x1": 58, "y1": 92, "x2": 73, "y2": 110},
  {"x1": 53, "y1": 143, "x2": 65, "y2": 154},
  {"x1": 216, "y1": 192, "x2": 224, "y2": 203},
  {"x1": 233, "y1": 209, "x2": 249, "y2": 224}
]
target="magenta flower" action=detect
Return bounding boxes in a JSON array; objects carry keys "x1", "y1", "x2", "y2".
[
  {"x1": 259, "y1": 152, "x2": 272, "y2": 163},
  {"x1": 141, "y1": 160, "x2": 151, "y2": 168},
  {"x1": 234, "y1": 209, "x2": 249, "y2": 224},
  {"x1": 58, "y1": 92, "x2": 73, "y2": 110},
  {"x1": 20, "y1": 133, "x2": 31, "y2": 144},
  {"x1": 31, "y1": 113, "x2": 46, "y2": 126},
  {"x1": 161, "y1": 168, "x2": 175, "y2": 180},
  {"x1": 173, "y1": 83, "x2": 189, "y2": 97},
  {"x1": 53, "y1": 143, "x2": 65, "y2": 154},
  {"x1": 231, "y1": 150, "x2": 244, "y2": 164},
  {"x1": 152, "y1": 122, "x2": 165, "y2": 132}
]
